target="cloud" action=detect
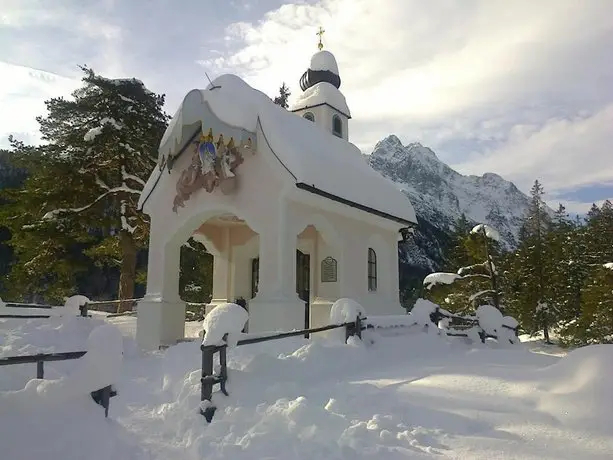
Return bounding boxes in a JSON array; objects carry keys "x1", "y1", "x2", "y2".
[
  {"x1": 0, "y1": 62, "x2": 79, "y2": 149},
  {"x1": 201, "y1": 0, "x2": 613, "y2": 211},
  {"x1": 452, "y1": 104, "x2": 613, "y2": 195},
  {"x1": 1, "y1": 0, "x2": 612, "y2": 213},
  {"x1": 548, "y1": 197, "x2": 613, "y2": 216}
]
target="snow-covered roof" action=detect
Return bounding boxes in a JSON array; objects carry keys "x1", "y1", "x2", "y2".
[
  {"x1": 289, "y1": 81, "x2": 351, "y2": 117},
  {"x1": 310, "y1": 50, "x2": 339, "y2": 74},
  {"x1": 143, "y1": 74, "x2": 416, "y2": 226}
]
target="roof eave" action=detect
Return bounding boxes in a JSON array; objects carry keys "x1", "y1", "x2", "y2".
[{"x1": 295, "y1": 182, "x2": 417, "y2": 227}]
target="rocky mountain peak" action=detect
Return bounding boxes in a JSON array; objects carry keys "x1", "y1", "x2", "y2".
[{"x1": 366, "y1": 137, "x2": 536, "y2": 273}]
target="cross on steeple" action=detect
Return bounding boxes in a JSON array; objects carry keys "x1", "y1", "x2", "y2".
[{"x1": 316, "y1": 26, "x2": 325, "y2": 50}]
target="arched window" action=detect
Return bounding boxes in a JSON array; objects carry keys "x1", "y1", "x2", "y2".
[
  {"x1": 332, "y1": 115, "x2": 343, "y2": 137},
  {"x1": 303, "y1": 112, "x2": 315, "y2": 122},
  {"x1": 368, "y1": 248, "x2": 377, "y2": 291}
]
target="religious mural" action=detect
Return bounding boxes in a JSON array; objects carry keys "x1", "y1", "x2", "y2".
[{"x1": 173, "y1": 128, "x2": 254, "y2": 212}]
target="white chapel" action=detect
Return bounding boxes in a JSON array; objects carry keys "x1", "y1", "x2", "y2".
[{"x1": 135, "y1": 35, "x2": 417, "y2": 350}]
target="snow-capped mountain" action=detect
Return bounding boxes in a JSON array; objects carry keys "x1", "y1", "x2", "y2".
[{"x1": 366, "y1": 135, "x2": 533, "y2": 272}]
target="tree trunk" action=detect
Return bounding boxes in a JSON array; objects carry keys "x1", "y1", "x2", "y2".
[
  {"x1": 543, "y1": 319, "x2": 551, "y2": 344},
  {"x1": 118, "y1": 230, "x2": 137, "y2": 313},
  {"x1": 481, "y1": 226, "x2": 500, "y2": 309}
]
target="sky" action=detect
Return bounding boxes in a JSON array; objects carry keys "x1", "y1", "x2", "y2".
[{"x1": 1, "y1": 0, "x2": 612, "y2": 213}]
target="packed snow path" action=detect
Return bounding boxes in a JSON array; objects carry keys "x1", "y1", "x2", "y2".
[{"x1": 2, "y1": 316, "x2": 613, "y2": 460}]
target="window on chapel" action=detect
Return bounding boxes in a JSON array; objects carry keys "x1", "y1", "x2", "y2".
[
  {"x1": 368, "y1": 248, "x2": 377, "y2": 291},
  {"x1": 303, "y1": 112, "x2": 315, "y2": 122},
  {"x1": 332, "y1": 115, "x2": 342, "y2": 137}
]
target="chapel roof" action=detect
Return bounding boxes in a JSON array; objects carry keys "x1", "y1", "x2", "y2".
[{"x1": 139, "y1": 74, "x2": 416, "y2": 226}]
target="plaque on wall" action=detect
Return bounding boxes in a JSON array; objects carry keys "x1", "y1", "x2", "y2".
[{"x1": 321, "y1": 256, "x2": 338, "y2": 283}]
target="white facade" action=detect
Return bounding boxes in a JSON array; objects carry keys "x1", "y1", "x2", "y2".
[{"x1": 135, "y1": 54, "x2": 416, "y2": 350}]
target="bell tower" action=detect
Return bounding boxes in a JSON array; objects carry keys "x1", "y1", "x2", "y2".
[{"x1": 290, "y1": 27, "x2": 351, "y2": 141}]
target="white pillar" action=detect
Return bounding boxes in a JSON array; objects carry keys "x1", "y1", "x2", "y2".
[
  {"x1": 248, "y1": 201, "x2": 304, "y2": 332},
  {"x1": 136, "y1": 220, "x2": 186, "y2": 350}
]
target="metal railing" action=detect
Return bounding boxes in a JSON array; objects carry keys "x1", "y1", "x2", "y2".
[
  {"x1": 199, "y1": 316, "x2": 364, "y2": 422},
  {"x1": 0, "y1": 351, "x2": 116, "y2": 417}
]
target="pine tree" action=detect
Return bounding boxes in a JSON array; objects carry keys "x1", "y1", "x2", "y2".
[
  {"x1": 424, "y1": 222, "x2": 503, "y2": 315},
  {"x1": 501, "y1": 180, "x2": 551, "y2": 339},
  {"x1": 273, "y1": 83, "x2": 291, "y2": 109},
  {"x1": 0, "y1": 67, "x2": 169, "y2": 309}
]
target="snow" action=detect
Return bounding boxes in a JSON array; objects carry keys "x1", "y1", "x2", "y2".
[
  {"x1": 408, "y1": 298, "x2": 439, "y2": 327},
  {"x1": 423, "y1": 272, "x2": 461, "y2": 289},
  {"x1": 63, "y1": 294, "x2": 90, "y2": 315},
  {"x1": 4, "y1": 314, "x2": 613, "y2": 459},
  {"x1": 144, "y1": 74, "x2": 416, "y2": 225},
  {"x1": 290, "y1": 81, "x2": 351, "y2": 117},
  {"x1": 329, "y1": 298, "x2": 366, "y2": 324},
  {"x1": 471, "y1": 223, "x2": 501, "y2": 241},
  {"x1": 202, "y1": 303, "x2": 248, "y2": 347},
  {"x1": 604, "y1": 262, "x2": 613, "y2": 270},
  {"x1": 475, "y1": 304, "x2": 504, "y2": 336},
  {"x1": 469, "y1": 289, "x2": 492, "y2": 302},
  {"x1": 309, "y1": 50, "x2": 339, "y2": 74},
  {"x1": 84, "y1": 117, "x2": 123, "y2": 141}
]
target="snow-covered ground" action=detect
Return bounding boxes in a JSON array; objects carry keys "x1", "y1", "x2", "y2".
[{"x1": 2, "y1": 315, "x2": 613, "y2": 460}]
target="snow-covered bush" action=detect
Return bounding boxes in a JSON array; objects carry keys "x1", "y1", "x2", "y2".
[{"x1": 202, "y1": 303, "x2": 248, "y2": 347}]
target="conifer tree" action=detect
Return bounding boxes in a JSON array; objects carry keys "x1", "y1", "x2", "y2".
[
  {"x1": 0, "y1": 67, "x2": 169, "y2": 309},
  {"x1": 273, "y1": 83, "x2": 291, "y2": 109},
  {"x1": 510, "y1": 180, "x2": 553, "y2": 341}
]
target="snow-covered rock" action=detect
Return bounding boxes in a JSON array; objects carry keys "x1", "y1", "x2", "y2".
[{"x1": 202, "y1": 303, "x2": 248, "y2": 347}]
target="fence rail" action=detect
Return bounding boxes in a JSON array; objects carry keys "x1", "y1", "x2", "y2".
[
  {"x1": 199, "y1": 317, "x2": 364, "y2": 422},
  {"x1": 0, "y1": 351, "x2": 116, "y2": 416},
  {"x1": 0, "y1": 302, "x2": 89, "y2": 319}
]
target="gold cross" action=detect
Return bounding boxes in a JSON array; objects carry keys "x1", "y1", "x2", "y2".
[{"x1": 316, "y1": 26, "x2": 325, "y2": 50}]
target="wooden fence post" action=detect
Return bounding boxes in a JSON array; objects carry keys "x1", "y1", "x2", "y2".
[
  {"x1": 36, "y1": 360, "x2": 44, "y2": 379},
  {"x1": 200, "y1": 345, "x2": 216, "y2": 422},
  {"x1": 219, "y1": 346, "x2": 229, "y2": 396},
  {"x1": 80, "y1": 302, "x2": 89, "y2": 317}
]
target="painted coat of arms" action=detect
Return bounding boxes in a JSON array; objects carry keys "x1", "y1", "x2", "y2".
[{"x1": 172, "y1": 128, "x2": 254, "y2": 212}]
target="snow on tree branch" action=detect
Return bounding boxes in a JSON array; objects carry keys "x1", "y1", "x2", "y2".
[
  {"x1": 470, "y1": 224, "x2": 501, "y2": 242},
  {"x1": 84, "y1": 117, "x2": 123, "y2": 141},
  {"x1": 423, "y1": 273, "x2": 462, "y2": 290},
  {"x1": 121, "y1": 166, "x2": 145, "y2": 187},
  {"x1": 604, "y1": 262, "x2": 613, "y2": 271},
  {"x1": 469, "y1": 290, "x2": 496, "y2": 302},
  {"x1": 42, "y1": 187, "x2": 141, "y2": 221}
]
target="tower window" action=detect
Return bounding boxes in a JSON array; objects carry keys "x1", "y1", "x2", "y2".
[
  {"x1": 332, "y1": 115, "x2": 342, "y2": 138},
  {"x1": 368, "y1": 248, "x2": 377, "y2": 291},
  {"x1": 303, "y1": 112, "x2": 315, "y2": 122}
]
